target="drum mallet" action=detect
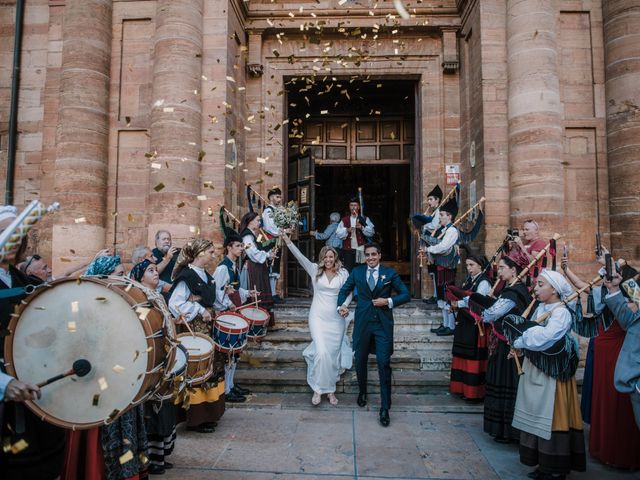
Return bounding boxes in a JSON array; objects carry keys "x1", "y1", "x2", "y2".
[{"x1": 36, "y1": 359, "x2": 92, "y2": 388}]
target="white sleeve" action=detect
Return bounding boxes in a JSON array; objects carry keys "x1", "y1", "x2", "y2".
[
  {"x1": 168, "y1": 281, "x2": 205, "y2": 321},
  {"x1": 244, "y1": 235, "x2": 269, "y2": 263},
  {"x1": 362, "y1": 217, "x2": 375, "y2": 237},
  {"x1": 212, "y1": 265, "x2": 232, "y2": 309},
  {"x1": 427, "y1": 209, "x2": 440, "y2": 232},
  {"x1": 262, "y1": 208, "x2": 279, "y2": 237},
  {"x1": 239, "y1": 288, "x2": 250, "y2": 304},
  {"x1": 286, "y1": 241, "x2": 317, "y2": 278},
  {"x1": 482, "y1": 298, "x2": 516, "y2": 323},
  {"x1": 427, "y1": 227, "x2": 459, "y2": 255},
  {"x1": 336, "y1": 221, "x2": 348, "y2": 240},
  {"x1": 519, "y1": 308, "x2": 572, "y2": 351},
  {"x1": 476, "y1": 280, "x2": 492, "y2": 297}
]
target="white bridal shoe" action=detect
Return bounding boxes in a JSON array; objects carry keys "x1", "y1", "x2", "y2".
[
  {"x1": 312, "y1": 392, "x2": 321, "y2": 405},
  {"x1": 328, "y1": 393, "x2": 338, "y2": 405}
]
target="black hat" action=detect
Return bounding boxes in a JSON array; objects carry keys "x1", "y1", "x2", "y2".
[
  {"x1": 224, "y1": 232, "x2": 243, "y2": 248},
  {"x1": 427, "y1": 185, "x2": 443, "y2": 200},
  {"x1": 460, "y1": 245, "x2": 488, "y2": 269},
  {"x1": 411, "y1": 214, "x2": 431, "y2": 229},
  {"x1": 268, "y1": 187, "x2": 282, "y2": 198},
  {"x1": 440, "y1": 197, "x2": 458, "y2": 219}
]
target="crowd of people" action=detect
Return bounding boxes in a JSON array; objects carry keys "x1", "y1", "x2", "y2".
[
  {"x1": 0, "y1": 181, "x2": 639, "y2": 480},
  {"x1": 414, "y1": 184, "x2": 640, "y2": 479}
]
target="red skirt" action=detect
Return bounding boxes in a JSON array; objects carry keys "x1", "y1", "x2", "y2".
[
  {"x1": 449, "y1": 309, "x2": 489, "y2": 399},
  {"x1": 589, "y1": 320, "x2": 640, "y2": 468},
  {"x1": 61, "y1": 428, "x2": 104, "y2": 480}
]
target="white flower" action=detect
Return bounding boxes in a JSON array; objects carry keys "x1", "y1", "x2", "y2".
[{"x1": 381, "y1": 275, "x2": 386, "y2": 281}]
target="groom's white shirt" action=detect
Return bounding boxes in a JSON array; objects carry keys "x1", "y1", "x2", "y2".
[{"x1": 339, "y1": 264, "x2": 394, "y2": 310}]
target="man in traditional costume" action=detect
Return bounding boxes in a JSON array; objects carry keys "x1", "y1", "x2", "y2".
[
  {"x1": 413, "y1": 185, "x2": 443, "y2": 305},
  {"x1": 421, "y1": 198, "x2": 460, "y2": 336},
  {"x1": 261, "y1": 187, "x2": 284, "y2": 302},
  {"x1": 507, "y1": 270, "x2": 586, "y2": 480},
  {"x1": 336, "y1": 197, "x2": 375, "y2": 272},
  {"x1": 212, "y1": 232, "x2": 254, "y2": 403}
]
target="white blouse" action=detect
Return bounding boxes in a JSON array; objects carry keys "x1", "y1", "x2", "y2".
[
  {"x1": 168, "y1": 264, "x2": 208, "y2": 322},
  {"x1": 512, "y1": 302, "x2": 572, "y2": 351}
]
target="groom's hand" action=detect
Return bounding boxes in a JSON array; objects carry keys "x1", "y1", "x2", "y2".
[
  {"x1": 372, "y1": 298, "x2": 389, "y2": 307},
  {"x1": 338, "y1": 306, "x2": 349, "y2": 317}
]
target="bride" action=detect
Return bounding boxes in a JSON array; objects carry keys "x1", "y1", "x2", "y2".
[{"x1": 281, "y1": 231, "x2": 353, "y2": 405}]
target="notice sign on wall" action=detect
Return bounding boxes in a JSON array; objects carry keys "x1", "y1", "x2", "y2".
[{"x1": 445, "y1": 164, "x2": 460, "y2": 186}]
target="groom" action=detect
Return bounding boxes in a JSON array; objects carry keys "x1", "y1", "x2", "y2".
[{"x1": 337, "y1": 242, "x2": 410, "y2": 427}]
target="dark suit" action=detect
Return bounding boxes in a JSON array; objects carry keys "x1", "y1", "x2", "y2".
[{"x1": 337, "y1": 264, "x2": 410, "y2": 409}]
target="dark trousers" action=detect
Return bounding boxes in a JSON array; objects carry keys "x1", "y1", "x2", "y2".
[
  {"x1": 355, "y1": 320, "x2": 392, "y2": 410},
  {"x1": 341, "y1": 249, "x2": 357, "y2": 272}
]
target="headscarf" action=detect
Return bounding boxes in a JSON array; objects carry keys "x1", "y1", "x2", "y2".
[
  {"x1": 130, "y1": 259, "x2": 152, "y2": 283},
  {"x1": 171, "y1": 238, "x2": 213, "y2": 281},
  {"x1": 86, "y1": 255, "x2": 121, "y2": 276},
  {"x1": 539, "y1": 269, "x2": 575, "y2": 307}
]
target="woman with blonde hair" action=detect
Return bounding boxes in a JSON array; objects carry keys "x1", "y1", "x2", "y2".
[{"x1": 282, "y1": 231, "x2": 352, "y2": 405}]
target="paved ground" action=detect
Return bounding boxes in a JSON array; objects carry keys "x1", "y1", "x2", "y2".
[{"x1": 163, "y1": 394, "x2": 639, "y2": 480}]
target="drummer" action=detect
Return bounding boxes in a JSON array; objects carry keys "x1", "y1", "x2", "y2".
[
  {"x1": 168, "y1": 239, "x2": 225, "y2": 434},
  {"x1": 212, "y1": 233, "x2": 256, "y2": 403},
  {"x1": 131, "y1": 260, "x2": 177, "y2": 475}
]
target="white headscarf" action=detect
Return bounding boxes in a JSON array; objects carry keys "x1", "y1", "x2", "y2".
[{"x1": 539, "y1": 269, "x2": 575, "y2": 307}]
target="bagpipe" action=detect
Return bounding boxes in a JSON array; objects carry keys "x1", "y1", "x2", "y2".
[
  {"x1": 220, "y1": 206, "x2": 276, "y2": 252},
  {"x1": 246, "y1": 184, "x2": 268, "y2": 213},
  {"x1": 0, "y1": 199, "x2": 60, "y2": 263},
  {"x1": 501, "y1": 275, "x2": 603, "y2": 380},
  {"x1": 445, "y1": 284, "x2": 486, "y2": 337}
]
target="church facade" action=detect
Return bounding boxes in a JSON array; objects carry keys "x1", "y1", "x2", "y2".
[{"x1": 0, "y1": 0, "x2": 637, "y2": 296}]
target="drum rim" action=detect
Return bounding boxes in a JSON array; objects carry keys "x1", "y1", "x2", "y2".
[
  {"x1": 214, "y1": 312, "x2": 249, "y2": 334},
  {"x1": 177, "y1": 332, "x2": 215, "y2": 360},
  {"x1": 3, "y1": 275, "x2": 172, "y2": 430}
]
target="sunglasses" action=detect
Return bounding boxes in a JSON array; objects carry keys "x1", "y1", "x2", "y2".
[{"x1": 22, "y1": 254, "x2": 42, "y2": 274}]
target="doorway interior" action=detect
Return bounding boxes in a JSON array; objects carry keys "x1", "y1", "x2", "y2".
[{"x1": 285, "y1": 78, "x2": 417, "y2": 296}]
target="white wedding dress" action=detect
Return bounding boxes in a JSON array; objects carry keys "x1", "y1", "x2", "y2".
[{"x1": 286, "y1": 242, "x2": 354, "y2": 394}]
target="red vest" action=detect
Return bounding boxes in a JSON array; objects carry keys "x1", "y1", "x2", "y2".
[{"x1": 341, "y1": 216, "x2": 367, "y2": 251}]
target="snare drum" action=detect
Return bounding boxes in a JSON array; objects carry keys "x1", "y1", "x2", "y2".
[
  {"x1": 177, "y1": 332, "x2": 215, "y2": 386},
  {"x1": 213, "y1": 312, "x2": 249, "y2": 354},
  {"x1": 3, "y1": 276, "x2": 175, "y2": 430},
  {"x1": 238, "y1": 305, "x2": 270, "y2": 340},
  {"x1": 154, "y1": 343, "x2": 188, "y2": 402}
]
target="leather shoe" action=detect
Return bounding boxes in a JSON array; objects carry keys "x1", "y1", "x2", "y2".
[
  {"x1": 527, "y1": 470, "x2": 541, "y2": 479},
  {"x1": 272, "y1": 295, "x2": 284, "y2": 304},
  {"x1": 226, "y1": 390, "x2": 246, "y2": 403},
  {"x1": 424, "y1": 296, "x2": 438, "y2": 305},
  {"x1": 430, "y1": 324, "x2": 445, "y2": 333},
  {"x1": 379, "y1": 408, "x2": 390, "y2": 427},
  {"x1": 163, "y1": 462, "x2": 174, "y2": 470},
  {"x1": 232, "y1": 384, "x2": 251, "y2": 395},
  {"x1": 357, "y1": 392, "x2": 367, "y2": 407},
  {"x1": 148, "y1": 464, "x2": 165, "y2": 475},
  {"x1": 436, "y1": 327, "x2": 454, "y2": 336}
]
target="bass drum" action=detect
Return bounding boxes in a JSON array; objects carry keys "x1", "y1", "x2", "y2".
[{"x1": 3, "y1": 276, "x2": 175, "y2": 430}]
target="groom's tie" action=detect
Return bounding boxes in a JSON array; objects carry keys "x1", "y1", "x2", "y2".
[{"x1": 368, "y1": 268, "x2": 376, "y2": 291}]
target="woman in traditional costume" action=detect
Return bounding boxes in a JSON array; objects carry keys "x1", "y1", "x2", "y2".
[
  {"x1": 508, "y1": 270, "x2": 587, "y2": 480},
  {"x1": 447, "y1": 252, "x2": 492, "y2": 401},
  {"x1": 168, "y1": 240, "x2": 225, "y2": 434},
  {"x1": 475, "y1": 251, "x2": 531, "y2": 443}
]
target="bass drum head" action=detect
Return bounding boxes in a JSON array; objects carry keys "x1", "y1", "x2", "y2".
[{"x1": 6, "y1": 278, "x2": 150, "y2": 429}]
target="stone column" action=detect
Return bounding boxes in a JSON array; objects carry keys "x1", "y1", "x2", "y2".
[
  {"x1": 149, "y1": 0, "x2": 203, "y2": 242},
  {"x1": 506, "y1": 0, "x2": 564, "y2": 230},
  {"x1": 53, "y1": 0, "x2": 112, "y2": 265},
  {"x1": 603, "y1": 1, "x2": 640, "y2": 260}
]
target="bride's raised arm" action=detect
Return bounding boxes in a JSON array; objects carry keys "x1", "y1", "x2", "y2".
[{"x1": 281, "y1": 231, "x2": 317, "y2": 278}]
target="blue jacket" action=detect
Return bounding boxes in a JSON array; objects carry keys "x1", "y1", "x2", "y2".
[
  {"x1": 314, "y1": 223, "x2": 342, "y2": 248},
  {"x1": 337, "y1": 264, "x2": 410, "y2": 354},
  {"x1": 605, "y1": 291, "x2": 640, "y2": 394}
]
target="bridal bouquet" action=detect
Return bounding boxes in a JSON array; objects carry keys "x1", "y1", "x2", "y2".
[{"x1": 272, "y1": 201, "x2": 300, "y2": 231}]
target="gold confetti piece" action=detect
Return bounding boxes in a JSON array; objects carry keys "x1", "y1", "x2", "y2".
[
  {"x1": 320, "y1": 110, "x2": 328, "y2": 115},
  {"x1": 177, "y1": 202, "x2": 185, "y2": 208},
  {"x1": 60, "y1": 257, "x2": 71, "y2": 262},
  {"x1": 150, "y1": 162, "x2": 161, "y2": 169},
  {"x1": 133, "y1": 350, "x2": 140, "y2": 361},
  {"x1": 10, "y1": 439, "x2": 29, "y2": 454},
  {"x1": 226, "y1": 76, "x2": 235, "y2": 83},
  {"x1": 98, "y1": 377, "x2": 109, "y2": 391},
  {"x1": 189, "y1": 225, "x2": 197, "y2": 233},
  {"x1": 95, "y1": 297, "x2": 107, "y2": 302},
  {"x1": 74, "y1": 217, "x2": 86, "y2": 224},
  {"x1": 162, "y1": 107, "x2": 174, "y2": 113},
  {"x1": 35, "y1": 306, "x2": 45, "y2": 310},
  {"x1": 257, "y1": 157, "x2": 267, "y2": 164},
  {"x1": 154, "y1": 183, "x2": 165, "y2": 192},
  {"x1": 119, "y1": 450, "x2": 134, "y2": 464},
  {"x1": 112, "y1": 365, "x2": 125, "y2": 373},
  {"x1": 136, "y1": 307, "x2": 150, "y2": 320},
  {"x1": 197, "y1": 195, "x2": 207, "y2": 201},
  {"x1": 125, "y1": 116, "x2": 131, "y2": 126},
  {"x1": 127, "y1": 213, "x2": 134, "y2": 222},
  {"x1": 92, "y1": 394, "x2": 100, "y2": 406},
  {"x1": 125, "y1": 283, "x2": 133, "y2": 292},
  {"x1": 338, "y1": 0, "x2": 347, "y2": 4},
  {"x1": 71, "y1": 301, "x2": 79, "y2": 313}
]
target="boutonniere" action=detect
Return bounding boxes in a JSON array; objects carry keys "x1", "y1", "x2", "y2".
[{"x1": 381, "y1": 275, "x2": 386, "y2": 282}]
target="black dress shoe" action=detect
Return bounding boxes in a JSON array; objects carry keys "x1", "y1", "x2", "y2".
[
  {"x1": 379, "y1": 408, "x2": 390, "y2": 427},
  {"x1": 357, "y1": 392, "x2": 367, "y2": 407},
  {"x1": 226, "y1": 390, "x2": 247, "y2": 403},
  {"x1": 232, "y1": 385, "x2": 251, "y2": 396},
  {"x1": 527, "y1": 470, "x2": 541, "y2": 479},
  {"x1": 436, "y1": 327, "x2": 454, "y2": 336},
  {"x1": 430, "y1": 324, "x2": 445, "y2": 333},
  {"x1": 187, "y1": 424, "x2": 215, "y2": 433},
  {"x1": 163, "y1": 461, "x2": 174, "y2": 470},
  {"x1": 148, "y1": 464, "x2": 166, "y2": 475},
  {"x1": 424, "y1": 296, "x2": 438, "y2": 305},
  {"x1": 272, "y1": 295, "x2": 284, "y2": 304}
]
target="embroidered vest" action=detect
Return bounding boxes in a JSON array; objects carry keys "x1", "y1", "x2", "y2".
[
  {"x1": 341, "y1": 215, "x2": 368, "y2": 251},
  {"x1": 170, "y1": 267, "x2": 216, "y2": 309}
]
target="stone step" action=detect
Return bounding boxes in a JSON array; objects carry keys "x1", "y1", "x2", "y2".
[{"x1": 234, "y1": 367, "x2": 453, "y2": 394}]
